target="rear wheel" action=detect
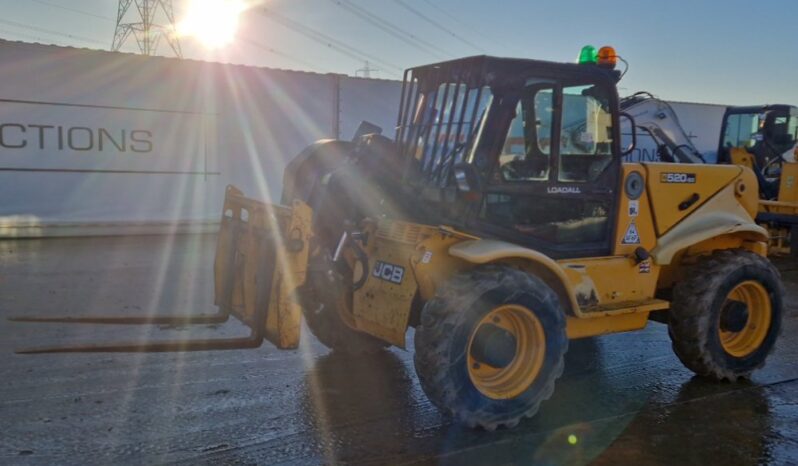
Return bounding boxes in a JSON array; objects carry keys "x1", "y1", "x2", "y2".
[
  {"x1": 414, "y1": 265, "x2": 567, "y2": 430},
  {"x1": 668, "y1": 250, "x2": 783, "y2": 381}
]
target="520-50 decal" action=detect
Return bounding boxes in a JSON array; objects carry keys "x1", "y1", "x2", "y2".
[{"x1": 660, "y1": 172, "x2": 696, "y2": 184}]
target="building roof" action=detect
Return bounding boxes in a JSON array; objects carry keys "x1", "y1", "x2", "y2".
[{"x1": 0, "y1": 37, "x2": 398, "y2": 83}]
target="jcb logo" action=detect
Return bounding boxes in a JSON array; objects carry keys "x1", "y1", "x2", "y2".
[
  {"x1": 372, "y1": 261, "x2": 405, "y2": 285},
  {"x1": 660, "y1": 172, "x2": 696, "y2": 184}
]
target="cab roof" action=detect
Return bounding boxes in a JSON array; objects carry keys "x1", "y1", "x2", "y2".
[
  {"x1": 406, "y1": 55, "x2": 622, "y2": 91},
  {"x1": 726, "y1": 104, "x2": 797, "y2": 114}
]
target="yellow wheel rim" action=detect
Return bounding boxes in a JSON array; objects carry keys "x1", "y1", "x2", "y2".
[
  {"x1": 467, "y1": 304, "x2": 545, "y2": 400},
  {"x1": 719, "y1": 280, "x2": 772, "y2": 358}
]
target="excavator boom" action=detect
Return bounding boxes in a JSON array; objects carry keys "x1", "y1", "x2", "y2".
[{"x1": 621, "y1": 92, "x2": 706, "y2": 164}]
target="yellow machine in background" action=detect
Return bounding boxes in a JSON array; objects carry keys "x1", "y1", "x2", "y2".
[
  {"x1": 622, "y1": 96, "x2": 798, "y2": 255},
  {"x1": 632, "y1": 92, "x2": 798, "y2": 254},
  {"x1": 12, "y1": 50, "x2": 786, "y2": 431},
  {"x1": 730, "y1": 146, "x2": 798, "y2": 255},
  {"x1": 721, "y1": 104, "x2": 798, "y2": 256}
]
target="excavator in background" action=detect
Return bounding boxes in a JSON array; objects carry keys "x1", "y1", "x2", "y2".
[
  {"x1": 620, "y1": 92, "x2": 707, "y2": 165},
  {"x1": 622, "y1": 93, "x2": 798, "y2": 255}
]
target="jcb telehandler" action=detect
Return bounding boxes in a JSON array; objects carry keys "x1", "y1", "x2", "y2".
[{"x1": 13, "y1": 50, "x2": 785, "y2": 430}]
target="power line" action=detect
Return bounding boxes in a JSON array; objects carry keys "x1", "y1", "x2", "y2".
[
  {"x1": 355, "y1": 60, "x2": 379, "y2": 78},
  {"x1": 329, "y1": 0, "x2": 452, "y2": 60},
  {"x1": 28, "y1": 0, "x2": 115, "y2": 21},
  {"x1": 417, "y1": 0, "x2": 514, "y2": 54},
  {"x1": 0, "y1": 19, "x2": 322, "y2": 74},
  {"x1": 257, "y1": 6, "x2": 403, "y2": 77},
  {"x1": 392, "y1": 0, "x2": 486, "y2": 53},
  {"x1": 241, "y1": 37, "x2": 327, "y2": 73},
  {"x1": 0, "y1": 18, "x2": 107, "y2": 46},
  {"x1": 0, "y1": 27, "x2": 55, "y2": 44}
]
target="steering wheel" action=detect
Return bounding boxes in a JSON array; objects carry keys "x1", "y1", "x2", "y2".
[
  {"x1": 436, "y1": 142, "x2": 466, "y2": 184},
  {"x1": 762, "y1": 153, "x2": 785, "y2": 179},
  {"x1": 501, "y1": 157, "x2": 524, "y2": 180}
]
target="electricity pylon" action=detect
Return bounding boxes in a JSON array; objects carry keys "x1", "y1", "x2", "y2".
[{"x1": 112, "y1": 0, "x2": 182, "y2": 57}]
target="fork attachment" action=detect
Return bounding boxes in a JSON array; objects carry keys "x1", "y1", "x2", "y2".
[
  {"x1": 8, "y1": 313, "x2": 230, "y2": 325},
  {"x1": 11, "y1": 185, "x2": 313, "y2": 354}
]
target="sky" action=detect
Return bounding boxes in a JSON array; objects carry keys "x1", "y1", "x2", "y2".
[{"x1": 0, "y1": 0, "x2": 795, "y2": 106}]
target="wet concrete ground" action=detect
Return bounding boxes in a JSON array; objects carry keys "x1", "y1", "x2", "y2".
[{"x1": 1, "y1": 234, "x2": 797, "y2": 465}]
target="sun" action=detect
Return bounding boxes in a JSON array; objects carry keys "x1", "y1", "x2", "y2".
[{"x1": 178, "y1": 0, "x2": 246, "y2": 49}]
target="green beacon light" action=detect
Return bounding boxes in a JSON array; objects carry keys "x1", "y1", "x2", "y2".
[{"x1": 578, "y1": 45, "x2": 598, "y2": 65}]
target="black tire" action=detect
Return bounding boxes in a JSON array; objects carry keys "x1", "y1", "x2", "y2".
[
  {"x1": 303, "y1": 260, "x2": 388, "y2": 354},
  {"x1": 669, "y1": 249, "x2": 784, "y2": 381},
  {"x1": 413, "y1": 265, "x2": 568, "y2": 430},
  {"x1": 281, "y1": 140, "x2": 352, "y2": 205}
]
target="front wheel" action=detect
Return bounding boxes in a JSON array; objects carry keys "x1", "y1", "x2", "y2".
[
  {"x1": 303, "y1": 257, "x2": 388, "y2": 354},
  {"x1": 413, "y1": 265, "x2": 567, "y2": 430},
  {"x1": 668, "y1": 250, "x2": 784, "y2": 381}
]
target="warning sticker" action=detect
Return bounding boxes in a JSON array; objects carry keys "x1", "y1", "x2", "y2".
[
  {"x1": 622, "y1": 223, "x2": 641, "y2": 245},
  {"x1": 628, "y1": 200, "x2": 639, "y2": 217},
  {"x1": 639, "y1": 261, "x2": 651, "y2": 273}
]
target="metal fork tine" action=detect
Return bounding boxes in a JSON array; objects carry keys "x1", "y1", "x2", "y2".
[
  {"x1": 15, "y1": 333, "x2": 264, "y2": 354},
  {"x1": 9, "y1": 310, "x2": 230, "y2": 326}
]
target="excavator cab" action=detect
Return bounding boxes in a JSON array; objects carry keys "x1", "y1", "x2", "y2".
[
  {"x1": 721, "y1": 105, "x2": 798, "y2": 254},
  {"x1": 718, "y1": 105, "x2": 798, "y2": 182}
]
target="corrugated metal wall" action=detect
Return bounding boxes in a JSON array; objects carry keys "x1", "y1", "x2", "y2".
[{"x1": 0, "y1": 40, "x2": 402, "y2": 237}]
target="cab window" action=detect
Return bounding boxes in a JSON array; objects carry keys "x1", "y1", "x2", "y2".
[
  {"x1": 479, "y1": 82, "x2": 616, "y2": 249},
  {"x1": 791, "y1": 109, "x2": 798, "y2": 142},
  {"x1": 559, "y1": 85, "x2": 614, "y2": 182},
  {"x1": 723, "y1": 113, "x2": 760, "y2": 149},
  {"x1": 497, "y1": 87, "x2": 554, "y2": 181},
  {"x1": 770, "y1": 112, "x2": 796, "y2": 150}
]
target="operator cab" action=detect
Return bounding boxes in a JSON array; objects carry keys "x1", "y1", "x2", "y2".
[
  {"x1": 718, "y1": 104, "x2": 798, "y2": 171},
  {"x1": 395, "y1": 54, "x2": 630, "y2": 259},
  {"x1": 717, "y1": 104, "x2": 798, "y2": 199}
]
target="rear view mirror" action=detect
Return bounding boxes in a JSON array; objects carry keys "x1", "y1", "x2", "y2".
[
  {"x1": 620, "y1": 112, "x2": 637, "y2": 156},
  {"x1": 352, "y1": 121, "x2": 383, "y2": 141}
]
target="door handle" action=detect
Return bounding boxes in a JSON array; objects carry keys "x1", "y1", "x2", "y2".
[{"x1": 678, "y1": 193, "x2": 700, "y2": 211}]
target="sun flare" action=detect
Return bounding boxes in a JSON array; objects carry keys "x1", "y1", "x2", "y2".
[{"x1": 178, "y1": 0, "x2": 246, "y2": 49}]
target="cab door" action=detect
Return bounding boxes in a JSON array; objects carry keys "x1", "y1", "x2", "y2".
[{"x1": 473, "y1": 81, "x2": 621, "y2": 259}]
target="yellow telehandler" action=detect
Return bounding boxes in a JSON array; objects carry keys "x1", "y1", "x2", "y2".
[{"x1": 13, "y1": 50, "x2": 784, "y2": 430}]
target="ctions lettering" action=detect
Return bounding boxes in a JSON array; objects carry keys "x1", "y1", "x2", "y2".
[{"x1": 0, "y1": 124, "x2": 153, "y2": 153}]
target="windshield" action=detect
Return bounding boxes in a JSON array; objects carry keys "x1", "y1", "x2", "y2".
[
  {"x1": 723, "y1": 112, "x2": 762, "y2": 150},
  {"x1": 559, "y1": 84, "x2": 614, "y2": 182},
  {"x1": 496, "y1": 81, "x2": 615, "y2": 184}
]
